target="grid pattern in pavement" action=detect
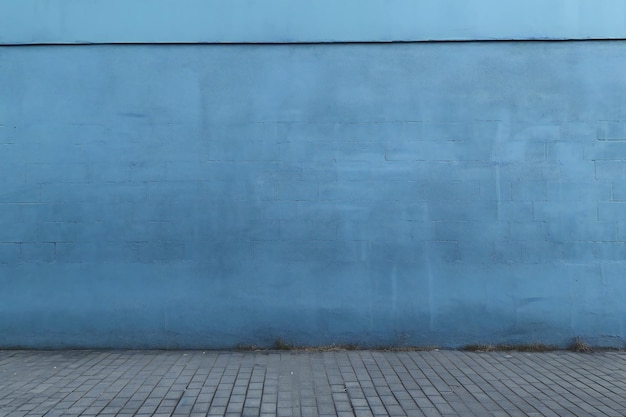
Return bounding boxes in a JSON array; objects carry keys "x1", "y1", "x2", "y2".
[{"x1": 1, "y1": 350, "x2": 625, "y2": 417}]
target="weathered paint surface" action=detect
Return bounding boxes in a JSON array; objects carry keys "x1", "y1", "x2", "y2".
[
  {"x1": 1, "y1": 42, "x2": 626, "y2": 348},
  {"x1": 1, "y1": 0, "x2": 626, "y2": 45}
]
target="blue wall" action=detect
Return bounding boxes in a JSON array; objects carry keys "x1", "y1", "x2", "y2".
[
  {"x1": 1, "y1": 41, "x2": 626, "y2": 348},
  {"x1": 2, "y1": 0, "x2": 626, "y2": 44}
]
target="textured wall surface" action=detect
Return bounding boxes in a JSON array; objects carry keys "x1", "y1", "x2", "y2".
[
  {"x1": 3, "y1": 0, "x2": 626, "y2": 44},
  {"x1": 1, "y1": 41, "x2": 625, "y2": 348}
]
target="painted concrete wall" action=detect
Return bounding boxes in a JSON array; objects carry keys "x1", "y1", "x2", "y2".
[
  {"x1": 1, "y1": 41, "x2": 625, "y2": 348},
  {"x1": 2, "y1": 0, "x2": 626, "y2": 44}
]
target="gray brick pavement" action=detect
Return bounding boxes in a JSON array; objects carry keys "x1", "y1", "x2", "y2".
[{"x1": 1, "y1": 350, "x2": 625, "y2": 416}]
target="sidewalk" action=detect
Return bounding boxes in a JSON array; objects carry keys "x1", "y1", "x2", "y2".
[{"x1": 1, "y1": 349, "x2": 625, "y2": 417}]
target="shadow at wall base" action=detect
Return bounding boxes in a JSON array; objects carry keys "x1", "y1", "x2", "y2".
[
  {"x1": 0, "y1": 284, "x2": 623, "y2": 350},
  {"x1": 1, "y1": 262, "x2": 625, "y2": 349}
]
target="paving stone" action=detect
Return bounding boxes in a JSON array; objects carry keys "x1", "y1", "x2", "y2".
[{"x1": 1, "y1": 350, "x2": 626, "y2": 417}]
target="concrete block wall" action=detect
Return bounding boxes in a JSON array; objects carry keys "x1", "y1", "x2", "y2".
[{"x1": 1, "y1": 41, "x2": 625, "y2": 348}]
